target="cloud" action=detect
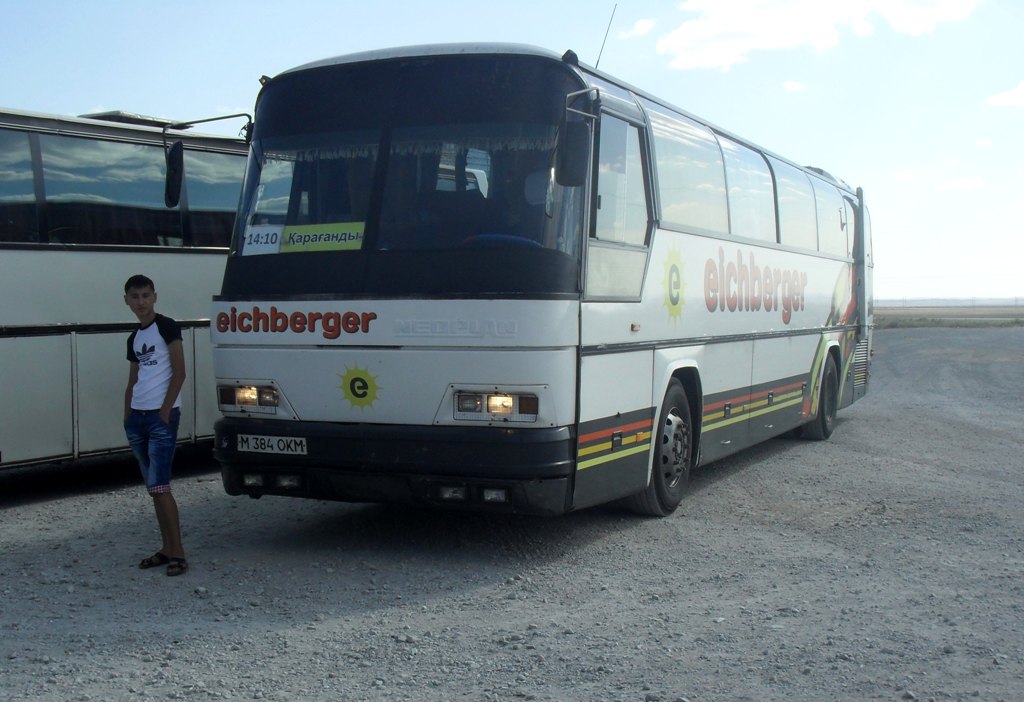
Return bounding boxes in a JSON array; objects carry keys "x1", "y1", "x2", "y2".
[
  {"x1": 879, "y1": 0, "x2": 978, "y2": 35},
  {"x1": 935, "y1": 176, "x2": 985, "y2": 192},
  {"x1": 783, "y1": 80, "x2": 807, "y2": 92},
  {"x1": 656, "y1": 0, "x2": 981, "y2": 71},
  {"x1": 620, "y1": 19, "x2": 656, "y2": 39},
  {"x1": 985, "y1": 80, "x2": 1024, "y2": 107},
  {"x1": 975, "y1": 137, "x2": 992, "y2": 147}
]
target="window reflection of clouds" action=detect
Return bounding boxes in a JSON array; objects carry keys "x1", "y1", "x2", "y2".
[
  {"x1": 185, "y1": 151, "x2": 245, "y2": 210},
  {"x1": 0, "y1": 130, "x2": 33, "y2": 193},
  {"x1": 646, "y1": 107, "x2": 728, "y2": 234},
  {"x1": 40, "y1": 135, "x2": 165, "y2": 207},
  {"x1": 720, "y1": 137, "x2": 776, "y2": 242},
  {"x1": 770, "y1": 157, "x2": 818, "y2": 250}
]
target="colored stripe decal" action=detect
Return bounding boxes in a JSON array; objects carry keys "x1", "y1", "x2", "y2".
[
  {"x1": 578, "y1": 442, "x2": 652, "y2": 471},
  {"x1": 578, "y1": 419, "x2": 654, "y2": 445},
  {"x1": 702, "y1": 381, "x2": 808, "y2": 433},
  {"x1": 576, "y1": 412, "x2": 655, "y2": 472},
  {"x1": 578, "y1": 431, "x2": 652, "y2": 458}
]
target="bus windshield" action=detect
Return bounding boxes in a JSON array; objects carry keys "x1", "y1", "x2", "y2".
[{"x1": 224, "y1": 55, "x2": 586, "y2": 297}]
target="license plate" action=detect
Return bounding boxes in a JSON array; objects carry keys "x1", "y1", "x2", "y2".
[{"x1": 237, "y1": 434, "x2": 308, "y2": 455}]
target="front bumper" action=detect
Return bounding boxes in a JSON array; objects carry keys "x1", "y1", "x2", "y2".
[{"x1": 214, "y1": 417, "x2": 576, "y2": 515}]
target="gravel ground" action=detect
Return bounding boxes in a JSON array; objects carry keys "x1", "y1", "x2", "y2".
[{"x1": 2, "y1": 327, "x2": 1022, "y2": 702}]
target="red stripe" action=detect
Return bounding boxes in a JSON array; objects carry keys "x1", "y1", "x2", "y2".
[
  {"x1": 748, "y1": 380, "x2": 805, "y2": 401},
  {"x1": 579, "y1": 419, "x2": 653, "y2": 445},
  {"x1": 704, "y1": 393, "x2": 751, "y2": 412},
  {"x1": 705, "y1": 380, "x2": 806, "y2": 413}
]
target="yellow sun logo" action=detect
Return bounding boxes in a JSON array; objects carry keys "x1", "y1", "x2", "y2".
[
  {"x1": 664, "y1": 249, "x2": 684, "y2": 322},
  {"x1": 338, "y1": 366, "x2": 379, "y2": 409}
]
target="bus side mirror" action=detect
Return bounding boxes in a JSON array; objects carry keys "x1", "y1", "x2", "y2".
[
  {"x1": 555, "y1": 121, "x2": 589, "y2": 187},
  {"x1": 164, "y1": 140, "x2": 184, "y2": 208}
]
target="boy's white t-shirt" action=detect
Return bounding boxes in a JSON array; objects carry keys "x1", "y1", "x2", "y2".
[{"x1": 126, "y1": 314, "x2": 183, "y2": 410}]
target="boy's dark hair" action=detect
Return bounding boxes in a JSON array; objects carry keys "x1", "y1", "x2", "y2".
[{"x1": 124, "y1": 274, "x2": 155, "y2": 293}]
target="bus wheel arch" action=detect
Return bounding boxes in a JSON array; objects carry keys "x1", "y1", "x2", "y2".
[
  {"x1": 624, "y1": 372, "x2": 697, "y2": 517},
  {"x1": 804, "y1": 348, "x2": 840, "y2": 441}
]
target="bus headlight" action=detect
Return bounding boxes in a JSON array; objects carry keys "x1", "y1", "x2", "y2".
[
  {"x1": 219, "y1": 385, "x2": 279, "y2": 414},
  {"x1": 454, "y1": 392, "x2": 538, "y2": 422}
]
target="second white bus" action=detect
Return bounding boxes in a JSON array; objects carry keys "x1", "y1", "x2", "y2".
[{"x1": 0, "y1": 108, "x2": 246, "y2": 468}]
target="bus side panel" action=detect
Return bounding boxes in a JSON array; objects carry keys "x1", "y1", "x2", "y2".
[
  {"x1": 0, "y1": 248, "x2": 227, "y2": 466},
  {"x1": 574, "y1": 350, "x2": 654, "y2": 510},
  {"x1": 748, "y1": 334, "x2": 819, "y2": 445},
  {"x1": 76, "y1": 331, "x2": 134, "y2": 454},
  {"x1": 191, "y1": 328, "x2": 218, "y2": 440},
  {"x1": 0, "y1": 336, "x2": 73, "y2": 464},
  {"x1": 77, "y1": 329, "x2": 202, "y2": 453},
  {"x1": 654, "y1": 341, "x2": 754, "y2": 466}
]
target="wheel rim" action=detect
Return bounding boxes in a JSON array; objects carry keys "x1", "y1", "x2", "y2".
[{"x1": 661, "y1": 410, "x2": 688, "y2": 488}]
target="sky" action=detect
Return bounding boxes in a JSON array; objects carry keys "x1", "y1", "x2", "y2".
[{"x1": 2, "y1": 0, "x2": 1021, "y2": 301}]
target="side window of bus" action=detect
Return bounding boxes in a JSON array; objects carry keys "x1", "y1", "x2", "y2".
[
  {"x1": 0, "y1": 128, "x2": 39, "y2": 243},
  {"x1": 184, "y1": 150, "x2": 245, "y2": 247},
  {"x1": 812, "y1": 178, "x2": 850, "y2": 257},
  {"x1": 587, "y1": 114, "x2": 650, "y2": 298},
  {"x1": 646, "y1": 107, "x2": 728, "y2": 235},
  {"x1": 594, "y1": 115, "x2": 648, "y2": 245},
  {"x1": 719, "y1": 137, "x2": 777, "y2": 243},
  {"x1": 39, "y1": 134, "x2": 182, "y2": 246},
  {"x1": 770, "y1": 157, "x2": 818, "y2": 251}
]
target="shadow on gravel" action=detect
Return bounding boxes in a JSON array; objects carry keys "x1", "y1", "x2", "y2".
[
  {"x1": 0, "y1": 445, "x2": 219, "y2": 509},
  {"x1": 684, "y1": 428, "x2": 817, "y2": 496}
]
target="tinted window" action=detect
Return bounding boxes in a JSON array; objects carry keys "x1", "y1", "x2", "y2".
[
  {"x1": 720, "y1": 137, "x2": 776, "y2": 243},
  {"x1": 184, "y1": 150, "x2": 245, "y2": 247},
  {"x1": 770, "y1": 157, "x2": 817, "y2": 250},
  {"x1": 222, "y1": 55, "x2": 585, "y2": 298},
  {"x1": 645, "y1": 105, "x2": 727, "y2": 235},
  {"x1": 0, "y1": 128, "x2": 38, "y2": 242},
  {"x1": 39, "y1": 134, "x2": 182, "y2": 246}
]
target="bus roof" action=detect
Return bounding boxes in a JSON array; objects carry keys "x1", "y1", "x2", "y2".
[
  {"x1": 280, "y1": 42, "x2": 564, "y2": 77},
  {"x1": 272, "y1": 43, "x2": 855, "y2": 194},
  {"x1": 0, "y1": 106, "x2": 247, "y2": 150}
]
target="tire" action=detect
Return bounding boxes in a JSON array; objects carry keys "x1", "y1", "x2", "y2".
[
  {"x1": 624, "y1": 379, "x2": 692, "y2": 516},
  {"x1": 803, "y1": 353, "x2": 838, "y2": 441}
]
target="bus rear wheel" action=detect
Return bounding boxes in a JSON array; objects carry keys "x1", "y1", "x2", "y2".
[
  {"x1": 803, "y1": 354, "x2": 838, "y2": 441},
  {"x1": 625, "y1": 379, "x2": 692, "y2": 517}
]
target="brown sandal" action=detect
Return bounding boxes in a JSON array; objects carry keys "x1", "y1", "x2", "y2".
[
  {"x1": 166, "y1": 558, "x2": 188, "y2": 577},
  {"x1": 139, "y1": 552, "x2": 170, "y2": 569}
]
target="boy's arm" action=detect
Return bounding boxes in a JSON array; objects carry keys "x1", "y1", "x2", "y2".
[
  {"x1": 159, "y1": 339, "x2": 187, "y2": 424},
  {"x1": 124, "y1": 362, "x2": 139, "y2": 421}
]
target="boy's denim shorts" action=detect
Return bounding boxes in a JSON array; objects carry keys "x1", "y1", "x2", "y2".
[{"x1": 124, "y1": 408, "x2": 181, "y2": 494}]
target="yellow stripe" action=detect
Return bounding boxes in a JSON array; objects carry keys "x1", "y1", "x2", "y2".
[
  {"x1": 746, "y1": 389, "x2": 804, "y2": 412},
  {"x1": 578, "y1": 441, "x2": 611, "y2": 458},
  {"x1": 577, "y1": 442, "x2": 651, "y2": 471},
  {"x1": 578, "y1": 431, "x2": 652, "y2": 457},
  {"x1": 703, "y1": 412, "x2": 747, "y2": 431},
  {"x1": 746, "y1": 396, "x2": 803, "y2": 420},
  {"x1": 703, "y1": 395, "x2": 804, "y2": 432}
]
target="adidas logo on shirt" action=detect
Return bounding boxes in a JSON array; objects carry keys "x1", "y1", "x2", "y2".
[{"x1": 137, "y1": 342, "x2": 158, "y2": 366}]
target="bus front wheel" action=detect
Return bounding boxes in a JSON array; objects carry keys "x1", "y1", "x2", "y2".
[{"x1": 625, "y1": 379, "x2": 692, "y2": 517}]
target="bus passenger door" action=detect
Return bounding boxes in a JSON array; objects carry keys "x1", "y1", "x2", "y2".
[{"x1": 575, "y1": 110, "x2": 656, "y2": 510}]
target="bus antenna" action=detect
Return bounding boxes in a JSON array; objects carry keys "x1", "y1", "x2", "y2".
[{"x1": 596, "y1": 3, "x2": 617, "y2": 69}]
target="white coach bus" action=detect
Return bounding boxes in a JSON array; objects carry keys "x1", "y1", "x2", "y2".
[
  {"x1": 206, "y1": 44, "x2": 873, "y2": 516},
  {"x1": 0, "y1": 108, "x2": 246, "y2": 468}
]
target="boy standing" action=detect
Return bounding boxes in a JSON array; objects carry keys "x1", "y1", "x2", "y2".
[{"x1": 123, "y1": 274, "x2": 188, "y2": 576}]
